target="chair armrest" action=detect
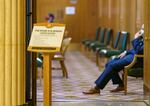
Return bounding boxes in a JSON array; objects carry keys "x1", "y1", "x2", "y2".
[{"x1": 125, "y1": 54, "x2": 143, "y2": 70}]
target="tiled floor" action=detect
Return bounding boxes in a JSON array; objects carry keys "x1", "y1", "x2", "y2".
[
  {"x1": 36, "y1": 101, "x2": 148, "y2": 106},
  {"x1": 37, "y1": 51, "x2": 149, "y2": 106}
]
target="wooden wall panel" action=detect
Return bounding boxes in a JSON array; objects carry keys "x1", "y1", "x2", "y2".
[
  {"x1": 37, "y1": 0, "x2": 99, "y2": 43},
  {"x1": 128, "y1": 0, "x2": 136, "y2": 39},
  {"x1": 79, "y1": 0, "x2": 99, "y2": 41},
  {"x1": 5, "y1": 0, "x2": 12, "y2": 105},
  {"x1": 136, "y1": 0, "x2": 144, "y2": 30},
  {"x1": 144, "y1": 0, "x2": 150, "y2": 90},
  {"x1": 119, "y1": 0, "x2": 128, "y2": 31},
  {"x1": 63, "y1": 0, "x2": 99, "y2": 42},
  {"x1": 102, "y1": 0, "x2": 109, "y2": 27},
  {"x1": 63, "y1": 0, "x2": 83, "y2": 42},
  {"x1": 0, "y1": 0, "x2": 5, "y2": 105},
  {"x1": 37, "y1": 0, "x2": 65, "y2": 23},
  {"x1": 0, "y1": 0, "x2": 26, "y2": 106},
  {"x1": 12, "y1": 0, "x2": 18, "y2": 105},
  {"x1": 108, "y1": 0, "x2": 120, "y2": 36},
  {"x1": 36, "y1": 0, "x2": 144, "y2": 43},
  {"x1": 98, "y1": 0, "x2": 109, "y2": 28},
  {"x1": 98, "y1": 0, "x2": 144, "y2": 48}
]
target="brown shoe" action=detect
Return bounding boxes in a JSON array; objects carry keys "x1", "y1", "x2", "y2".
[
  {"x1": 83, "y1": 88, "x2": 100, "y2": 94},
  {"x1": 110, "y1": 86, "x2": 124, "y2": 92}
]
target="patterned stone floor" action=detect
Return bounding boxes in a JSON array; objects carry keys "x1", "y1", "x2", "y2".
[
  {"x1": 37, "y1": 101, "x2": 148, "y2": 106},
  {"x1": 37, "y1": 51, "x2": 149, "y2": 105}
]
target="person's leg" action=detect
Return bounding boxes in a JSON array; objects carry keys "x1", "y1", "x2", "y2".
[
  {"x1": 95, "y1": 63, "x2": 116, "y2": 89},
  {"x1": 83, "y1": 59, "x2": 118, "y2": 94},
  {"x1": 83, "y1": 60, "x2": 117, "y2": 94},
  {"x1": 111, "y1": 72, "x2": 123, "y2": 86},
  {"x1": 110, "y1": 72, "x2": 124, "y2": 92},
  {"x1": 83, "y1": 54, "x2": 134, "y2": 94},
  {"x1": 95, "y1": 54, "x2": 133, "y2": 89},
  {"x1": 98, "y1": 58, "x2": 122, "y2": 85}
]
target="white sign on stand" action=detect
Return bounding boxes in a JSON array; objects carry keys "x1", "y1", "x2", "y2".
[{"x1": 28, "y1": 23, "x2": 65, "y2": 53}]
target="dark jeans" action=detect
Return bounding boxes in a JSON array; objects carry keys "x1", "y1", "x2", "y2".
[{"x1": 95, "y1": 54, "x2": 134, "y2": 89}]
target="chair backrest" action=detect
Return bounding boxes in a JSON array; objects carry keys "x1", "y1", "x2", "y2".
[
  {"x1": 117, "y1": 31, "x2": 129, "y2": 51},
  {"x1": 61, "y1": 37, "x2": 72, "y2": 56},
  {"x1": 104, "y1": 28, "x2": 113, "y2": 46},
  {"x1": 112, "y1": 31, "x2": 129, "y2": 51},
  {"x1": 113, "y1": 31, "x2": 121, "y2": 49},
  {"x1": 94, "y1": 27, "x2": 101, "y2": 41},
  {"x1": 99, "y1": 28, "x2": 106, "y2": 43}
]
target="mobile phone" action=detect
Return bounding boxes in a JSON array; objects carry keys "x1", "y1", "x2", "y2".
[{"x1": 139, "y1": 29, "x2": 144, "y2": 36}]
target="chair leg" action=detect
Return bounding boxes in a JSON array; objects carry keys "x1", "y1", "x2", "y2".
[
  {"x1": 60, "y1": 60, "x2": 68, "y2": 78},
  {"x1": 124, "y1": 69, "x2": 128, "y2": 95},
  {"x1": 37, "y1": 67, "x2": 43, "y2": 86}
]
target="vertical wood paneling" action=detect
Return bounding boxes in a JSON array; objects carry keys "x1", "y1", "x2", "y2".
[
  {"x1": 98, "y1": 0, "x2": 103, "y2": 25},
  {"x1": 144, "y1": 0, "x2": 147, "y2": 89},
  {"x1": 120, "y1": 0, "x2": 128, "y2": 31},
  {"x1": 80, "y1": 0, "x2": 86, "y2": 39},
  {"x1": 116, "y1": 0, "x2": 120, "y2": 30},
  {"x1": 98, "y1": 0, "x2": 142, "y2": 48},
  {"x1": 5, "y1": 0, "x2": 12, "y2": 105},
  {"x1": 0, "y1": 0, "x2": 5, "y2": 105},
  {"x1": 108, "y1": 0, "x2": 120, "y2": 34},
  {"x1": 102, "y1": 0, "x2": 109, "y2": 27},
  {"x1": 21, "y1": 0, "x2": 25, "y2": 103},
  {"x1": 108, "y1": 0, "x2": 112, "y2": 27},
  {"x1": 12, "y1": 0, "x2": 18, "y2": 105},
  {"x1": 37, "y1": 0, "x2": 99, "y2": 42},
  {"x1": 20, "y1": 0, "x2": 25, "y2": 104},
  {"x1": 129, "y1": 0, "x2": 136, "y2": 39},
  {"x1": 98, "y1": 0, "x2": 103, "y2": 26},
  {"x1": 0, "y1": 0, "x2": 26, "y2": 105},
  {"x1": 17, "y1": 0, "x2": 25, "y2": 104},
  {"x1": 136, "y1": 0, "x2": 143, "y2": 30},
  {"x1": 17, "y1": 0, "x2": 21, "y2": 104},
  {"x1": 23, "y1": 0, "x2": 26, "y2": 103},
  {"x1": 144, "y1": 0, "x2": 150, "y2": 90},
  {"x1": 37, "y1": 0, "x2": 65, "y2": 22},
  {"x1": 82, "y1": 0, "x2": 99, "y2": 40}
]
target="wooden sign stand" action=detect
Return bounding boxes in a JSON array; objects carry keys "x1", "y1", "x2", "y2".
[
  {"x1": 27, "y1": 23, "x2": 65, "y2": 106},
  {"x1": 43, "y1": 53, "x2": 53, "y2": 106}
]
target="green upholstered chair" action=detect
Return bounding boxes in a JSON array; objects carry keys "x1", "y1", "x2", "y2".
[
  {"x1": 89, "y1": 28, "x2": 112, "y2": 52},
  {"x1": 37, "y1": 53, "x2": 43, "y2": 68},
  {"x1": 37, "y1": 57, "x2": 43, "y2": 67},
  {"x1": 95, "y1": 31, "x2": 121, "y2": 53},
  {"x1": 128, "y1": 68, "x2": 143, "y2": 77},
  {"x1": 98, "y1": 31, "x2": 129, "y2": 57},
  {"x1": 123, "y1": 54, "x2": 143, "y2": 94},
  {"x1": 95, "y1": 31, "x2": 121, "y2": 65},
  {"x1": 85, "y1": 28, "x2": 106, "y2": 49},
  {"x1": 82, "y1": 27, "x2": 101, "y2": 46}
]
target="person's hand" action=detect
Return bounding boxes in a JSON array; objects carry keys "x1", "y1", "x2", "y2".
[
  {"x1": 134, "y1": 24, "x2": 144, "y2": 39},
  {"x1": 117, "y1": 51, "x2": 127, "y2": 58},
  {"x1": 134, "y1": 30, "x2": 141, "y2": 39}
]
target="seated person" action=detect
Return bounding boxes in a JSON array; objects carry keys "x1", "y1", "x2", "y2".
[{"x1": 83, "y1": 24, "x2": 144, "y2": 94}]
